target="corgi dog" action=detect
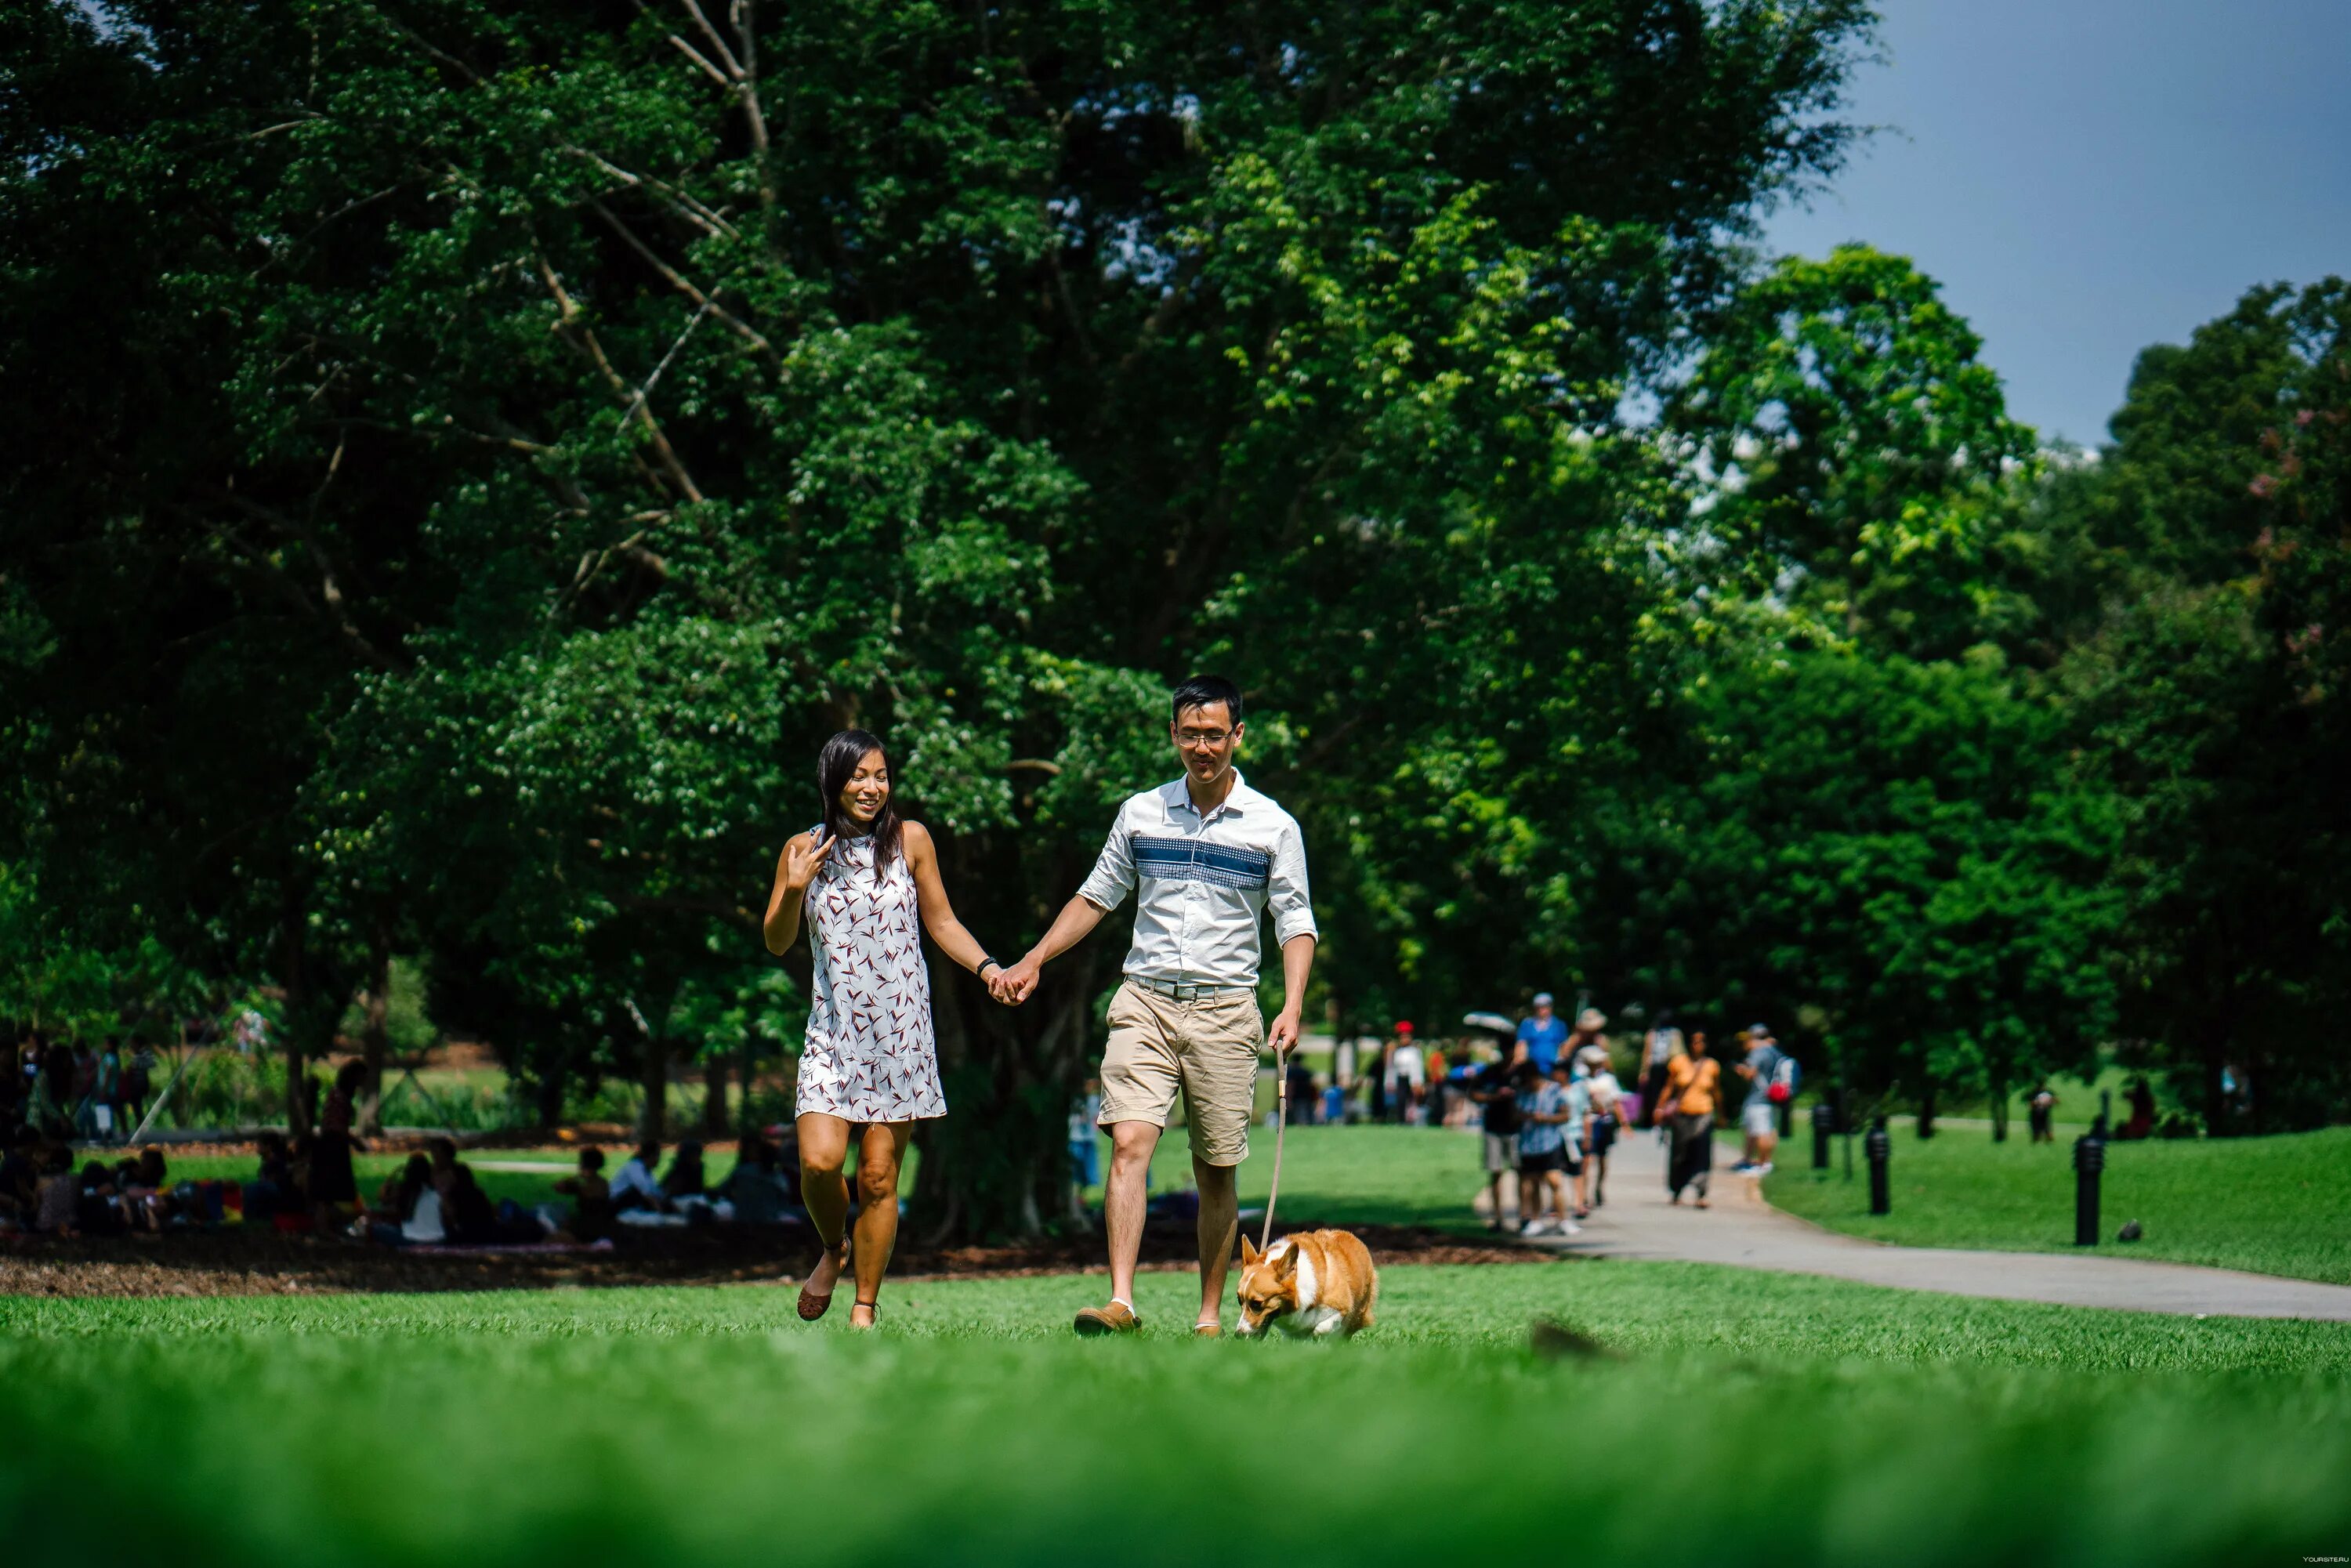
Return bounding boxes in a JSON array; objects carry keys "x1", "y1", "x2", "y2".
[{"x1": 1235, "y1": 1229, "x2": 1378, "y2": 1338}]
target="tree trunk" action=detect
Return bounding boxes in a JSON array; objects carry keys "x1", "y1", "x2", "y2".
[
  {"x1": 280, "y1": 904, "x2": 313, "y2": 1139},
  {"x1": 1915, "y1": 1082, "x2": 1936, "y2": 1140},
  {"x1": 736, "y1": 1032, "x2": 756, "y2": 1132},
  {"x1": 638, "y1": 1032, "x2": 668, "y2": 1141},
  {"x1": 918, "y1": 940, "x2": 1099, "y2": 1242},
  {"x1": 1988, "y1": 1069, "x2": 2009, "y2": 1143},
  {"x1": 534, "y1": 1066, "x2": 566, "y2": 1130},
  {"x1": 357, "y1": 928, "x2": 390, "y2": 1135},
  {"x1": 701, "y1": 1052, "x2": 729, "y2": 1136}
]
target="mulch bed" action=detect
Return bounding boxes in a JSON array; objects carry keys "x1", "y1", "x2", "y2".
[{"x1": 0, "y1": 1220, "x2": 1552, "y2": 1299}]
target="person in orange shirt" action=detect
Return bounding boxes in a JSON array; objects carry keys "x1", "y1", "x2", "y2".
[{"x1": 1658, "y1": 1030, "x2": 1720, "y2": 1208}]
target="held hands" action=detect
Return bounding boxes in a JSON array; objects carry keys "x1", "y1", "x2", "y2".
[
  {"x1": 987, "y1": 955, "x2": 1041, "y2": 1006},
  {"x1": 781, "y1": 829, "x2": 835, "y2": 893}
]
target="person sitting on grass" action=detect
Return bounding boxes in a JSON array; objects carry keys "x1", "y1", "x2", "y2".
[
  {"x1": 78, "y1": 1159, "x2": 134, "y2": 1235},
  {"x1": 35, "y1": 1144, "x2": 80, "y2": 1236},
  {"x1": 0, "y1": 1124, "x2": 40, "y2": 1230},
  {"x1": 712, "y1": 1133, "x2": 795, "y2": 1226},
  {"x1": 660, "y1": 1139, "x2": 708, "y2": 1208},
  {"x1": 439, "y1": 1163, "x2": 502, "y2": 1245},
  {"x1": 118, "y1": 1147, "x2": 171, "y2": 1233},
  {"x1": 244, "y1": 1132, "x2": 295, "y2": 1224},
  {"x1": 610, "y1": 1139, "x2": 665, "y2": 1213},
  {"x1": 365, "y1": 1153, "x2": 435, "y2": 1240},
  {"x1": 549, "y1": 1148, "x2": 614, "y2": 1241},
  {"x1": 369, "y1": 1153, "x2": 447, "y2": 1246}
]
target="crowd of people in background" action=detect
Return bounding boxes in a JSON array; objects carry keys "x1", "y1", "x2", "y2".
[
  {"x1": 5, "y1": 1028, "x2": 161, "y2": 1146},
  {"x1": 1239, "y1": 997, "x2": 1804, "y2": 1229}
]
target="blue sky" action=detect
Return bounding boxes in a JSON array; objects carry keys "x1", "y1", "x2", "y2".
[{"x1": 1759, "y1": 0, "x2": 2351, "y2": 447}]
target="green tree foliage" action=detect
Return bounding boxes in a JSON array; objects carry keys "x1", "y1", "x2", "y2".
[
  {"x1": 1671, "y1": 245, "x2": 2039, "y2": 657},
  {"x1": 1577, "y1": 648, "x2": 2121, "y2": 1119},
  {"x1": 3, "y1": 0, "x2": 1877, "y2": 1228},
  {"x1": 2052, "y1": 281, "x2": 2351, "y2": 1132}
]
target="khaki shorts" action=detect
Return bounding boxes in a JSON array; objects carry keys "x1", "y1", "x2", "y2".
[{"x1": 1097, "y1": 981, "x2": 1265, "y2": 1167}]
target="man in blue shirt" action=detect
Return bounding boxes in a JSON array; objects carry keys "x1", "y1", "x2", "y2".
[
  {"x1": 1734, "y1": 1025, "x2": 1788, "y2": 1175},
  {"x1": 1516, "y1": 994, "x2": 1569, "y2": 1074}
]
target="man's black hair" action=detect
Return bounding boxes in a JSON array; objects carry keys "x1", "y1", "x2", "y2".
[{"x1": 1170, "y1": 674, "x2": 1243, "y2": 729}]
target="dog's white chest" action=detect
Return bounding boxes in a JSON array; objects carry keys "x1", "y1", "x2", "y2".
[
  {"x1": 1273, "y1": 1244, "x2": 1345, "y2": 1336},
  {"x1": 1279, "y1": 1303, "x2": 1349, "y2": 1338}
]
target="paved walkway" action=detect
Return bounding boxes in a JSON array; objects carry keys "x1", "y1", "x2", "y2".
[{"x1": 1502, "y1": 1126, "x2": 2351, "y2": 1321}]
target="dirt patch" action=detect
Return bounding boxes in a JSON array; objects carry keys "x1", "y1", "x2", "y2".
[{"x1": 0, "y1": 1221, "x2": 1552, "y2": 1300}]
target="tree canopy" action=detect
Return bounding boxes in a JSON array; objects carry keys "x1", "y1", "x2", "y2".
[{"x1": 5, "y1": 0, "x2": 2346, "y2": 1235}]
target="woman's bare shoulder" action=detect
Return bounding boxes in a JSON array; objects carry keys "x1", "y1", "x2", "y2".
[{"x1": 901, "y1": 819, "x2": 935, "y2": 855}]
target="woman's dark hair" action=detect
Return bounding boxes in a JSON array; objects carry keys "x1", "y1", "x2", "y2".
[
  {"x1": 1170, "y1": 675, "x2": 1243, "y2": 729},
  {"x1": 396, "y1": 1153, "x2": 433, "y2": 1217},
  {"x1": 817, "y1": 729, "x2": 904, "y2": 875}
]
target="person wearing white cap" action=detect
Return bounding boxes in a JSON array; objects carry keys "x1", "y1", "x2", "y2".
[{"x1": 1516, "y1": 993, "x2": 1568, "y2": 1074}]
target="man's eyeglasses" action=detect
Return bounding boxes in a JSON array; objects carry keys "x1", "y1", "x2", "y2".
[{"x1": 1176, "y1": 730, "x2": 1231, "y2": 748}]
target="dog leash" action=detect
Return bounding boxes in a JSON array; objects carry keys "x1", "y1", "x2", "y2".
[{"x1": 1259, "y1": 1045, "x2": 1289, "y2": 1254}]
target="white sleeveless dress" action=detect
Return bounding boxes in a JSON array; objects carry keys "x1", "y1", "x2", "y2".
[{"x1": 796, "y1": 833, "x2": 947, "y2": 1123}]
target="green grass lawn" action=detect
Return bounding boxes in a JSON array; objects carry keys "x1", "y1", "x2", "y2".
[
  {"x1": 5, "y1": 1264, "x2": 2349, "y2": 1566},
  {"x1": 1092, "y1": 1121, "x2": 1489, "y2": 1231},
  {"x1": 1766, "y1": 1122, "x2": 2351, "y2": 1284}
]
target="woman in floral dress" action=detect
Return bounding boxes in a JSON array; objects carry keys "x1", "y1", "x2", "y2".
[{"x1": 762, "y1": 729, "x2": 1002, "y2": 1327}]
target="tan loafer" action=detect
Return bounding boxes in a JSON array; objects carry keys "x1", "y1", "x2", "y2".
[{"x1": 1072, "y1": 1300, "x2": 1141, "y2": 1336}]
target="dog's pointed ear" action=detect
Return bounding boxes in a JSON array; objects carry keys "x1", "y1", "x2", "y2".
[
  {"x1": 1276, "y1": 1244, "x2": 1299, "y2": 1278},
  {"x1": 1241, "y1": 1237, "x2": 1260, "y2": 1266}
]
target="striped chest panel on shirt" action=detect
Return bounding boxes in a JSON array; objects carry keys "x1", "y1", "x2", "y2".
[{"x1": 1131, "y1": 835, "x2": 1272, "y2": 891}]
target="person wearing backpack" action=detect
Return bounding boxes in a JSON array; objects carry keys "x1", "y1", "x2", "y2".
[{"x1": 1734, "y1": 1025, "x2": 1792, "y2": 1176}]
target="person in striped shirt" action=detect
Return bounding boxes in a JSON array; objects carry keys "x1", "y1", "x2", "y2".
[{"x1": 991, "y1": 675, "x2": 1318, "y2": 1338}]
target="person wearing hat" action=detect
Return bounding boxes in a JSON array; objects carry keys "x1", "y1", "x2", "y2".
[
  {"x1": 1516, "y1": 994, "x2": 1569, "y2": 1074},
  {"x1": 1564, "y1": 1007, "x2": 1609, "y2": 1072},
  {"x1": 1383, "y1": 1021, "x2": 1425, "y2": 1125}
]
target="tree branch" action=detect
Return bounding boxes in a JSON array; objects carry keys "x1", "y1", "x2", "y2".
[
  {"x1": 564, "y1": 147, "x2": 741, "y2": 240},
  {"x1": 183, "y1": 501, "x2": 408, "y2": 674},
  {"x1": 675, "y1": 0, "x2": 746, "y2": 81},
  {"x1": 586, "y1": 198, "x2": 775, "y2": 357},
  {"x1": 533, "y1": 250, "x2": 708, "y2": 505}
]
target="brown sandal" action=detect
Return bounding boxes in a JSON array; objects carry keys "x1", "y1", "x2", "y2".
[{"x1": 795, "y1": 1233, "x2": 851, "y2": 1321}]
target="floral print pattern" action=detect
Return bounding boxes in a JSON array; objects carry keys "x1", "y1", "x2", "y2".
[{"x1": 796, "y1": 834, "x2": 947, "y2": 1124}]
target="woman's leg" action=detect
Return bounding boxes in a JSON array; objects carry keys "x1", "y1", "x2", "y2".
[
  {"x1": 796, "y1": 1113, "x2": 852, "y2": 1298},
  {"x1": 848, "y1": 1121, "x2": 914, "y2": 1325}
]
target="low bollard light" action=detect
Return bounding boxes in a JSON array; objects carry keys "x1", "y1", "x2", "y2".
[
  {"x1": 1811, "y1": 1100, "x2": 1834, "y2": 1170},
  {"x1": 1865, "y1": 1117, "x2": 1891, "y2": 1215},
  {"x1": 2073, "y1": 1115, "x2": 2106, "y2": 1246}
]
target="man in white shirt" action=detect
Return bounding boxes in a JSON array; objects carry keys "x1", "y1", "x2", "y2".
[
  {"x1": 609, "y1": 1139, "x2": 665, "y2": 1211},
  {"x1": 994, "y1": 675, "x2": 1317, "y2": 1338}
]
